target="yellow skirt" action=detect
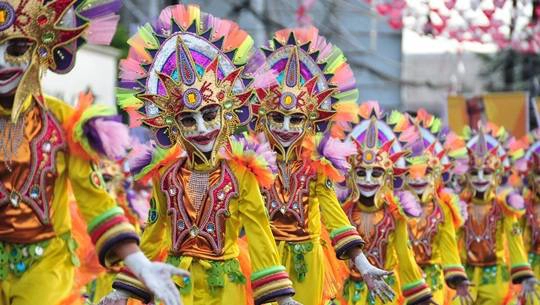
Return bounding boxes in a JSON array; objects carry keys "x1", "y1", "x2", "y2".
[{"x1": 0, "y1": 237, "x2": 74, "y2": 305}]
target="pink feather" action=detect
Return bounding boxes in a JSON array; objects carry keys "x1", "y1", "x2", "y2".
[
  {"x1": 321, "y1": 137, "x2": 357, "y2": 171},
  {"x1": 396, "y1": 190, "x2": 422, "y2": 217},
  {"x1": 93, "y1": 119, "x2": 131, "y2": 160},
  {"x1": 507, "y1": 192, "x2": 525, "y2": 210},
  {"x1": 453, "y1": 159, "x2": 469, "y2": 175},
  {"x1": 120, "y1": 57, "x2": 146, "y2": 81},
  {"x1": 85, "y1": 14, "x2": 120, "y2": 45}
]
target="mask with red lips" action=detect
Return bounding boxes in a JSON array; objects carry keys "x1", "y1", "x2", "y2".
[
  {"x1": 176, "y1": 105, "x2": 222, "y2": 154},
  {"x1": 0, "y1": 39, "x2": 32, "y2": 97},
  {"x1": 266, "y1": 111, "x2": 306, "y2": 149}
]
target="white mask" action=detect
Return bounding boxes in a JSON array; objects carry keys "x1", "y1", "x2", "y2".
[
  {"x1": 355, "y1": 167, "x2": 384, "y2": 198},
  {"x1": 0, "y1": 39, "x2": 32, "y2": 96},
  {"x1": 177, "y1": 105, "x2": 222, "y2": 153},
  {"x1": 470, "y1": 168, "x2": 493, "y2": 193},
  {"x1": 406, "y1": 176, "x2": 429, "y2": 195},
  {"x1": 267, "y1": 112, "x2": 306, "y2": 148}
]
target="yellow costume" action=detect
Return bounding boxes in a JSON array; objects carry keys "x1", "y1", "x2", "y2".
[
  {"x1": 0, "y1": 1, "x2": 135, "y2": 304},
  {"x1": 454, "y1": 127, "x2": 534, "y2": 305},
  {"x1": 246, "y1": 28, "x2": 365, "y2": 305},
  {"x1": 113, "y1": 4, "x2": 295, "y2": 305},
  {"x1": 340, "y1": 108, "x2": 433, "y2": 305}
]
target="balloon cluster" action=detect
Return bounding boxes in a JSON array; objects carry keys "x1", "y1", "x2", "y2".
[{"x1": 366, "y1": 0, "x2": 540, "y2": 53}]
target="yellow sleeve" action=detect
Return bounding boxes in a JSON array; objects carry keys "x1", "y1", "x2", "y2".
[
  {"x1": 439, "y1": 204, "x2": 468, "y2": 288},
  {"x1": 503, "y1": 212, "x2": 534, "y2": 283},
  {"x1": 316, "y1": 175, "x2": 365, "y2": 259},
  {"x1": 235, "y1": 165, "x2": 295, "y2": 304},
  {"x1": 45, "y1": 96, "x2": 139, "y2": 268},
  {"x1": 393, "y1": 217, "x2": 432, "y2": 304}
]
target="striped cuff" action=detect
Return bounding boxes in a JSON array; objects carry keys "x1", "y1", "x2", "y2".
[
  {"x1": 510, "y1": 263, "x2": 534, "y2": 284},
  {"x1": 112, "y1": 270, "x2": 152, "y2": 303},
  {"x1": 330, "y1": 226, "x2": 365, "y2": 259},
  {"x1": 402, "y1": 279, "x2": 432, "y2": 305},
  {"x1": 443, "y1": 265, "x2": 468, "y2": 289},
  {"x1": 251, "y1": 266, "x2": 294, "y2": 305},
  {"x1": 88, "y1": 207, "x2": 140, "y2": 267}
]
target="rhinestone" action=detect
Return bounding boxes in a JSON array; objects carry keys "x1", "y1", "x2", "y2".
[
  {"x1": 42, "y1": 32, "x2": 55, "y2": 44},
  {"x1": 42, "y1": 141, "x2": 51, "y2": 152},
  {"x1": 381, "y1": 229, "x2": 385, "y2": 232},
  {"x1": 309, "y1": 112, "x2": 318, "y2": 120},
  {"x1": 177, "y1": 220, "x2": 185, "y2": 230},
  {"x1": 37, "y1": 15, "x2": 48, "y2": 26},
  {"x1": 373, "y1": 250, "x2": 378, "y2": 255},
  {"x1": 9, "y1": 192, "x2": 20, "y2": 207},
  {"x1": 22, "y1": 248, "x2": 28, "y2": 257},
  {"x1": 34, "y1": 246, "x2": 43, "y2": 256},
  {"x1": 271, "y1": 201, "x2": 278, "y2": 208},
  {"x1": 38, "y1": 47, "x2": 48, "y2": 58},
  {"x1": 224, "y1": 113, "x2": 234, "y2": 120},
  {"x1": 206, "y1": 223, "x2": 215, "y2": 233},
  {"x1": 168, "y1": 188, "x2": 177, "y2": 196},
  {"x1": 217, "y1": 191, "x2": 225, "y2": 201},
  {"x1": 300, "y1": 176, "x2": 306, "y2": 182},
  {"x1": 484, "y1": 236, "x2": 489, "y2": 240},
  {"x1": 224, "y1": 100, "x2": 233, "y2": 109},
  {"x1": 475, "y1": 237, "x2": 481, "y2": 242},
  {"x1": 279, "y1": 206, "x2": 286, "y2": 214},
  {"x1": 292, "y1": 202, "x2": 299, "y2": 210},
  {"x1": 414, "y1": 241, "x2": 419, "y2": 246},
  {"x1": 189, "y1": 226, "x2": 200, "y2": 237},
  {"x1": 30, "y1": 185, "x2": 40, "y2": 199},
  {"x1": 15, "y1": 262, "x2": 26, "y2": 272},
  {"x1": 146, "y1": 103, "x2": 159, "y2": 116},
  {"x1": 164, "y1": 117, "x2": 174, "y2": 125}
]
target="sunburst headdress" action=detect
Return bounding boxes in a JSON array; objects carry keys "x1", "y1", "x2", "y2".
[
  {"x1": 248, "y1": 27, "x2": 359, "y2": 162},
  {"x1": 0, "y1": 0, "x2": 121, "y2": 121},
  {"x1": 346, "y1": 101, "x2": 409, "y2": 204},
  {"x1": 118, "y1": 4, "x2": 254, "y2": 167}
]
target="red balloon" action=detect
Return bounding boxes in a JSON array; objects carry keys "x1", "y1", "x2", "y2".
[{"x1": 376, "y1": 3, "x2": 391, "y2": 16}]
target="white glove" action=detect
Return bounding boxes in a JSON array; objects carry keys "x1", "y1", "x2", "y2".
[
  {"x1": 354, "y1": 253, "x2": 395, "y2": 303},
  {"x1": 452, "y1": 280, "x2": 474, "y2": 305},
  {"x1": 520, "y1": 277, "x2": 540, "y2": 305},
  {"x1": 123, "y1": 251, "x2": 190, "y2": 305},
  {"x1": 98, "y1": 290, "x2": 129, "y2": 305},
  {"x1": 276, "y1": 296, "x2": 303, "y2": 305}
]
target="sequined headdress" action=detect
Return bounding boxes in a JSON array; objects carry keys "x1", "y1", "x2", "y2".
[
  {"x1": 118, "y1": 4, "x2": 254, "y2": 166},
  {"x1": 249, "y1": 27, "x2": 359, "y2": 161},
  {"x1": 0, "y1": 0, "x2": 121, "y2": 121},
  {"x1": 508, "y1": 129, "x2": 540, "y2": 187},
  {"x1": 346, "y1": 102, "x2": 408, "y2": 202}
]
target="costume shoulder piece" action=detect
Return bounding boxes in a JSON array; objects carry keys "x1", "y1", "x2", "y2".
[
  {"x1": 300, "y1": 133, "x2": 356, "y2": 182},
  {"x1": 437, "y1": 187, "x2": 467, "y2": 228},
  {"x1": 0, "y1": 0, "x2": 121, "y2": 121},
  {"x1": 496, "y1": 187, "x2": 526, "y2": 217},
  {"x1": 219, "y1": 132, "x2": 277, "y2": 188},
  {"x1": 63, "y1": 92, "x2": 130, "y2": 161},
  {"x1": 386, "y1": 190, "x2": 422, "y2": 220},
  {"x1": 127, "y1": 143, "x2": 184, "y2": 184}
]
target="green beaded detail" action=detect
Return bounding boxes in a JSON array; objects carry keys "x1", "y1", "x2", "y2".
[
  {"x1": 147, "y1": 198, "x2": 158, "y2": 225},
  {"x1": 343, "y1": 276, "x2": 396, "y2": 305},
  {"x1": 465, "y1": 264, "x2": 509, "y2": 285},
  {"x1": 287, "y1": 241, "x2": 314, "y2": 282},
  {"x1": 422, "y1": 264, "x2": 443, "y2": 291},
  {"x1": 529, "y1": 253, "x2": 540, "y2": 269},
  {"x1": 0, "y1": 239, "x2": 50, "y2": 280},
  {"x1": 166, "y1": 255, "x2": 246, "y2": 296}
]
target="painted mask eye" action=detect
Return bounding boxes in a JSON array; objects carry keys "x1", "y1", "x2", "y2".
[
  {"x1": 178, "y1": 114, "x2": 196, "y2": 128},
  {"x1": 268, "y1": 112, "x2": 284, "y2": 124},
  {"x1": 356, "y1": 168, "x2": 367, "y2": 177},
  {"x1": 289, "y1": 114, "x2": 305, "y2": 125},
  {"x1": 6, "y1": 39, "x2": 32, "y2": 57},
  {"x1": 470, "y1": 168, "x2": 479, "y2": 176},
  {"x1": 372, "y1": 167, "x2": 384, "y2": 178},
  {"x1": 202, "y1": 106, "x2": 219, "y2": 122}
]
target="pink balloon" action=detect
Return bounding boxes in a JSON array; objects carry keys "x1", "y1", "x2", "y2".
[
  {"x1": 376, "y1": 3, "x2": 391, "y2": 15},
  {"x1": 493, "y1": 0, "x2": 505, "y2": 9},
  {"x1": 444, "y1": 0, "x2": 456, "y2": 10},
  {"x1": 389, "y1": 17, "x2": 403, "y2": 29}
]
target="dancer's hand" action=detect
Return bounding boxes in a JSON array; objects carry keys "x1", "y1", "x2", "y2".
[
  {"x1": 452, "y1": 280, "x2": 474, "y2": 305},
  {"x1": 354, "y1": 253, "x2": 395, "y2": 303},
  {"x1": 98, "y1": 290, "x2": 128, "y2": 305},
  {"x1": 124, "y1": 251, "x2": 190, "y2": 305},
  {"x1": 276, "y1": 296, "x2": 303, "y2": 305},
  {"x1": 520, "y1": 277, "x2": 540, "y2": 305}
]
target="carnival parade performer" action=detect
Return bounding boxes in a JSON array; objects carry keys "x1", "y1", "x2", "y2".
[
  {"x1": 390, "y1": 110, "x2": 472, "y2": 305},
  {"x1": 103, "y1": 4, "x2": 299, "y2": 305},
  {"x1": 247, "y1": 28, "x2": 396, "y2": 305},
  {"x1": 339, "y1": 103, "x2": 434, "y2": 305},
  {"x1": 453, "y1": 126, "x2": 539, "y2": 305},
  {"x1": 0, "y1": 1, "x2": 191, "y2": 305}
]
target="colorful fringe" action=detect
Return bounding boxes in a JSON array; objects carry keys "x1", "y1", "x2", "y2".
[
  {"x1": 442, "y1": 264, "x2": 468, "y2": 288},
  {"x1": 87, "y1": 207, "x2": 139, "y2": 267},
  {"x1": 321, "y1": 226, "x2": 350, "y2": 303},
  {"x1": 129, "y1": 144, "x2": 183, "y2": 184},
  {"x1": 329, "y1": 226, "x2": 365, "y2": 259},
  {"x1": 386, "y1": 191, "x2": 422, "y2": 220},
  {"x1": 401, "y1": 279, "x2": 432, "y2": 305},
  {"x1": 301, "y1": 133, "x2": 356, "y2": 183},
  {"x1": 250, "y1": 266, "x2": 295, "y2": 305},
  {"x1": 510, "y1": 263, "x2": 535, "y2": 284},
  {"x1": 219, "y1": 133, "x2": 277, "y2": 188},
  {"x1": 64, "y1": 92, "x2": 130, "y2": 161}
]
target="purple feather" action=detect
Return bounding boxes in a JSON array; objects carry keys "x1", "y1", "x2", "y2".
[
  {"x1": 396, "y1": 190, "x2": 422, "y2": 217},
  {"x1": 319, "y1": 134, "x2": 356, "y2": 172},
  {"x1": 126, "y1": 143, "x2": 154, "y2": 176},
  {"x1": 78, "y1": 0, "x2": 123, "y2": 19},
  {"x1": 84, "y1": 116, "x2": 130, "y2": 160},
  {"x1": 507, "y1": 192, "x2": 525, "y2": 210}
]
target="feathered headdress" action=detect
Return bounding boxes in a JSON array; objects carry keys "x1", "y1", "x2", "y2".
[
  {"x1": 118, "y1": 4, "x2": 254, "y2": 167},
  {"x1": 0, "y1": 0, "x2": 121, "y2": 121},
  {"x1": 248, "y1": 27, "x2": 359, "y2": 161}
]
